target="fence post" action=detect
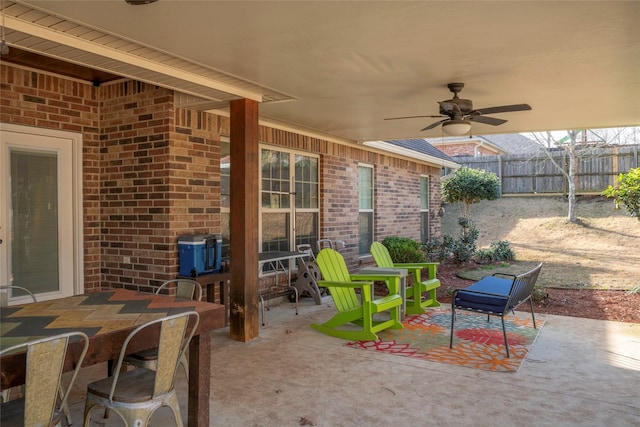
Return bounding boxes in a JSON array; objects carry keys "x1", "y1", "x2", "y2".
[{"x1": 498, "y1": 155, "x2": 503, "y2": 195}]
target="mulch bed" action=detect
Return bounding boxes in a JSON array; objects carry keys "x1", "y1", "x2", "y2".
[{"x1": 435, "y1": 261, "x2": 640, "y2": 324}]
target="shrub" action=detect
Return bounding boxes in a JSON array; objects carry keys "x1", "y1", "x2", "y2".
[
  {"x1": 423, "y1": 217, "x2": 480, "y2": 263},
  {"x1": 451, "y1": 223, "x2": 478, "y2": 264},
  {"x1": 602, "y1": 167, "x2": 640, "y2": 220},
  {"x1": 381, "y1": 236, "x2": 425, "y2": 263},
  {"x1": 476, "y1": 240, "x2": 516, "y2": 262},
  {"x1": 530, "y1": 284, "x2": 549, "y2": 304},
  {"x1": 441, "y1": 166, "x2": 501, "y2": 221},
  {"x1": 422, "y1": 235, "x2": 455, "y2": 261},
  {"x1": 475, "y1": 248, "x2": 493, "y2": 262}
]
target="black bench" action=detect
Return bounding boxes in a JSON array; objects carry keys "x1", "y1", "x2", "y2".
[{"x1": 450, "y1": 263, "x2": 543, "y2": 357}]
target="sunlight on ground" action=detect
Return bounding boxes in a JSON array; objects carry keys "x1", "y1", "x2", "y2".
[
  {"x1": 606, "y1": 322, "x2": 640, "y2": 372},
  {"x1": 442, "y1": 197, "x2": 640, "y2": 290},
  {"x1": 505, "y1": 217, "x2": 638, "y2": 290}
]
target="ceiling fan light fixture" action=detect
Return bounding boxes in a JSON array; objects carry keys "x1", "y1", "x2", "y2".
[
  {"x1": 125, "y1": 0, "x2": 158, "y2": 5},
  {"x1": 442, "y1": 119, "x2": 471, "y2": 136}
]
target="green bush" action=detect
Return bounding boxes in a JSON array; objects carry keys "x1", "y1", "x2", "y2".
[
  {"x1": 451, "y1": 221, "x2": 480, "y2": 263},
  {"x1": 602, "y1": 167, "x2": 640, "y2": 220},
  {"x1": 476, "y1": 240, "x2": 515, "y2": 262},
  {"x1": 441, "y1": 167, "x2": 501, "y2": 221},
  {"x1": 451, "y1": 223, "x2": 478, "y2": 263},
  {"x1": 423, "y1": 235, "x2": 455, "y2": 261},
  {"x1": 475, "y1": 248, "x2": 493, "y2": 262},
  {"x1": 423, "y1": 218, "x2": 482, "y2": 263},
  {"x1": 381, "y1": 236, "x2": 425, "y2": 263}
]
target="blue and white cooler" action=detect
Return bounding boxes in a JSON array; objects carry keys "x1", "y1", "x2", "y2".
[{"x1": 178, "y1": 234, "x2": 222, "y2": 277}]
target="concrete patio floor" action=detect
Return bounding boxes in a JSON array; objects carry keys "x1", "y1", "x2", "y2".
[{"x1": 67, "y1": 296, "x2": 640, "y2": 427}]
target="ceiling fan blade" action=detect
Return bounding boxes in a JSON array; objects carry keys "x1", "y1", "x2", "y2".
[
  {"x1": 421, "y1": 118, "x2": 449, "y2": 131},
  {"x1": 384, "y1": 114, "x2": 444, "y2": 121},
  {"x1": 468, "y1": 115, "x2": 507, "y2": 126},
  {"x1": 472, "y1": 104, "x2": 532, "y2": 115}
]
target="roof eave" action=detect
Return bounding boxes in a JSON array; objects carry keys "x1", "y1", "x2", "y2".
[{"x1": 362, "y1": 141, "x2": 460, "y2": 169}]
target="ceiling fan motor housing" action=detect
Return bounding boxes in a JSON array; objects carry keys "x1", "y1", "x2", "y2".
[{"x1": 439, "y1": 98, "x2": 473, "y2": 115}]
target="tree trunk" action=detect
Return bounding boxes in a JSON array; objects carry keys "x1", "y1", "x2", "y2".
[
  {"x1": 566, "y1": 131, "x2": 578, "y2": 222},
  {"x1": 567, "y1": 152, "x2": 577, "y2": 222}
]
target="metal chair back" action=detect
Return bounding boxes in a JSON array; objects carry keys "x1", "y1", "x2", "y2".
[
  {"x1": 83, "y1": 311, "x2": 199, "y2": 427},
  {"x1": 316, "y1": 238, "x2": 334, "y2": 252},
  {"x1": 0, "y1": 285, "x2": 36, "y2": 306},
  {"x1": 156, "y1": 278, "x2": 203, "y2": 301},
  {"x1": 0, "y1": 332, "x2": 89, "y2": 427}
]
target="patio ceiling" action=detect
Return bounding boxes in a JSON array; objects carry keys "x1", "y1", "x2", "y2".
[{"x1": 3, "y1": 1, "x2": 639, "y2": 144}]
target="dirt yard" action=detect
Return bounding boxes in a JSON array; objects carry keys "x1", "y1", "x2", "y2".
[{"x1": 438, "y1": 195, "x2": 640, "y2": 323}]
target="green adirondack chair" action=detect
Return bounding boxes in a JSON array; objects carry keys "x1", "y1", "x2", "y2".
[
  {"x1": 370, "y1": 241, "x2": 441, "y2": 315},
  {"x1": 312, "y1": 248, "x2": 404, "y2": 341}
]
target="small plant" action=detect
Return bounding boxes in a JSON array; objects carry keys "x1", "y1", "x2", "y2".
[
  {"x1": 476, "y1": 240, "x2": 515, "y2": 262},
  {"x1": 627, "y1": 285, "x2": 640, "y2": 295},
  {"x1": 490, "y1": 241, "x2": 515, "y2": 261},
  {"x1": 425, "y1": 218, "x2": 479, "y2": 264},
  {"x1": 382, "y1": 236, "x2": 425, "y2": 263},
  {"x1": 530, "y1": 284, "x2": 549, "y2": 305},
  {"x1": 422, "y1": 235, "x2": 455, "y2": 261},
  {"x1": 475, "y1": 248, "x2": 493, "y2": 262},
  {"x1": 451, "y1": 222, "x2": 478, "y2": 263}
]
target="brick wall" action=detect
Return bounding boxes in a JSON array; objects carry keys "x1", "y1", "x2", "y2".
[
  {"x1": 0, "y1": 64, "x2": 102, "y2": 290},
  {"x1": 435, "y1": 142, "x2": 499, "y2": 157},
  {"x1": 319, "y1": 153, "x2": 360, "y2": 268},
  {"x1": 1, "y1": 64, "x2": 444, "y2": 293},
  {"x1": 259, "y1": 128, "x2": 443, "y2": 269},
  {"x1": 99, "y1": 82, "x2": 174, "y2": 290},
  {"x1": 99, "y1": 85, "x2": 227, "y2": 291}
]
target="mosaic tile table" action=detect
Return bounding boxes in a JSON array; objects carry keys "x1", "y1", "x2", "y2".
[{"x1": 0, "y1": 288, "x2": 225, "y2": 427}]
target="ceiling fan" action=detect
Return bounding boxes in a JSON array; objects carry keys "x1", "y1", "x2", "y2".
[{"x1": 384, "y1": 82, "x2": 532, "y2": 136}]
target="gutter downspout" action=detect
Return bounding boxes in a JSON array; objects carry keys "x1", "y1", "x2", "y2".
[{"x1": 474, "y1": 140, "x2": 484, "y2": 157}]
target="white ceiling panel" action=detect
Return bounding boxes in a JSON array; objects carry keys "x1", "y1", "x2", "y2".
[{"x1": 2, "y1": 0, "x2": 638, "y2": 143}]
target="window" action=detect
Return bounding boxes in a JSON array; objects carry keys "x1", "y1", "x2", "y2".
[
  {"x1": 358, "y1": 164, "x2": 374, "y2": 255},
  {"x1": 261, "y1": 149, "x2": 291, "y2": 252},
  {"x1": 260, "y1": 147, "x2": 319, "y2": 252},
  {"x1": 293, "y1": 153, "x2": 319, "y2": 248},
  {"x1": 222, "y1": 143, "x2": 319, "y2": 258},
  {"x1": 420, "y1": 175, "x2": 430, "y2": 243},
  {"x1": 220, "y1": 140, "x2": 230, "y2": 259}
]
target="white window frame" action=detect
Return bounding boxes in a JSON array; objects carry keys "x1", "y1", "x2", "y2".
[
  {"x1": 258, "y1": 145, "x2": 320, "y2": 255},
  {"x1": 219, "y1": 138, "x2": 231, "y2": 260},
  {"x1": 358, "y1": 163, "x2": 374, "y2": 256},
  {"x1": 420, "y1": 175, "x2": 430, "y2": 243}
]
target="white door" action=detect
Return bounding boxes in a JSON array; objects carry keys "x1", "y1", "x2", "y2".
[{"x1": 0, "y1": 124, "x2": 82, "y2": 303}]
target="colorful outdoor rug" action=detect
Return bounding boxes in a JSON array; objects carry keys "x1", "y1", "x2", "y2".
[{"x1": 346, "y1": 309, "x2": 545, "y2": 372}]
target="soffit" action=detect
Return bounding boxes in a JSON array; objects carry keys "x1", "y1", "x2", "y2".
[
  {"x1": 2, "y1": 1, "x2": 639, "y2": 144},
  {"x1": 1, "y1": 1, "x2": 294, "y2": 105}
]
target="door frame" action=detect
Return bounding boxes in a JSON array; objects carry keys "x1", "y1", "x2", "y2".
[{"x1": 0, "y1": 123, "x2": 84, "y2": 298}]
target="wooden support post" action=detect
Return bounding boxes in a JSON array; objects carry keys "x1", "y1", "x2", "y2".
[{"x1": 229, "y1": 98, "x2": 260, "y2": 341}]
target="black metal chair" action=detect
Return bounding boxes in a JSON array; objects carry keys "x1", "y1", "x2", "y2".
[{"x1": 450, "y1": 263, "x2": 543, "y2": 357}]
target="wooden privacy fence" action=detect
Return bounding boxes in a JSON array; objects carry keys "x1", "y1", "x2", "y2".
[{"x1": 453, "y1": 145, "x2": 640, "y2": 195}]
